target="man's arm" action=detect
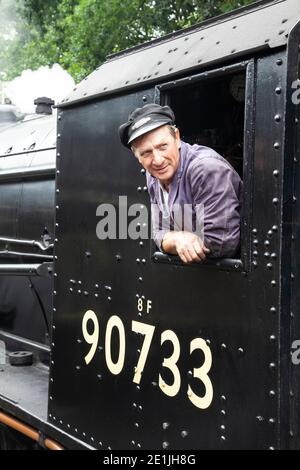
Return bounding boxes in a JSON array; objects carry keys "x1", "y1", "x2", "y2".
[
  {"x1": 162, "y1": 231, "x2": 210, "y2": 264},
  {"x1": 189, "y1": 156, "x2": 242, "y2": 258}
]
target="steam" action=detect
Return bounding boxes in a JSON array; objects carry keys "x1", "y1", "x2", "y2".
[
  {"x1": 5, "y1": 65, "x2": 75, "y2": 113},
  {"x1": 0, "y1": 1, "x2": 75, "y2": 113}
]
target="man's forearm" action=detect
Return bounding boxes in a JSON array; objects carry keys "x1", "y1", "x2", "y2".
[{"x1": 161, "y1": 231, "x2": 179, "y2": 254}]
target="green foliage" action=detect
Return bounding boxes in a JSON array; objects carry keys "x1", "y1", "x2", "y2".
[{"x1": 0, "y1": 0, "x2": 255, "y2": 83}]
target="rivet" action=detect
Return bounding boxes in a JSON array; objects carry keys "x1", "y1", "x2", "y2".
[
  {"x1": 238, "y1": 347, "x2": 244, "y2": 354},
  {"x1": 220, "y1": 425, "x2": 226, "y2": 430},
  {"x1": 270, "y1": 306, "x2": 276, "y2": 313},
  {"x1": 139, "y1": 241, "x2": 144, "y2": 247},
  {"x1": 253, "y1": 239, "x2": 259, "y2": 245},
  {"x1": 138, "y1": 277, "x2": 143, "y2": 282},
  {"x1": 271, "y1": 280, "x2": 276, "y2": 286},
  {"x1": 69, "y1": 288, "x2": 73, "y2": 292},
  {"x1": 221, "y1": 409, "x2": 226, "y2": 415},
  {"x1": 252, "y1": 260, "x2": 257, "y2": 267},
  {"x1": 221, "y1": 395, "x2": 226, "y2": 401},
  {"x1": 142, "y1": 96, "x2": 147, "y2": 102},
  {"x1": 143, "y1": 186, "x2": 148, "y2": 192},
  {"x1": 264, "y1": 252, "x2": 270, "y2": 258},
  {"x1": 269, "y1": 446, "x2": 275, "y2": 450},
  {"x1": 275, "y1": 87, "x2": 282, "y2": 94},
  {"x1": 142, "y1": 259, "x2": 146, "y2": 264},
  {"x1": 270, "y1": 335, "x2": 276, "y2": 342},
  {"x1": 76, "y1": 365, "x2": 80, "y2": 370},
  {"x1": 56, "y1": 189, "x2": 60, "y2": 194},
  {"x1": 256, "y1": 415, "x2": 264, "y2": 422},
  {"x1": 269, "y1": 362, "x2": 276, "y2": 369},
  {"x1": 221, "y1": 343, "x2": 227, "y2": 350},
  {"x1": 206, "y1": 339, "x2": 211, "y2": 345},
  {"x1": 162, "y1": 442, "x2": 169, "y2": 449},
  {"x1": 162, "y1": 422, "x2": 169, "y2": 430},
  {"x1": 272, "y1": 225, "x2": 278, "y2": 232},
  {"x1": 271, "y1": 253, "x2": 277, "y2": 259},
  {"x1": 253, "y1": 250, "x2": 258, "y2": 257},
  {"x1": 264, "y1": 240, "x2": 270, "y2": 246},
  {"x1": 267, "y1": 263, "x2": 273, "y2": 269},
  {"x1": 276, "y1": 59, "x2": 283, "y2": 65},
  {"x1": 84, "y1": 291, "x2": 89, "y2": 296},
  {"x1": 181, "y1": 430, "x2": 188, "y2": 438},
  {"x1": 269, "y1": 390, "x2": 276, "y2": 397},
  {"x1": 252, "y1": 228, "x2": 258, "y2": 234},
  {"x1": 272, "y1": 198, "x2": 279, "y2": 205},
  {"x1": 274, "y1": 114, "x2": 281, "y2": 122},
  {"x1": 221, "y1": 436, "x2": 226, "y2": 441},
  {"x1": 136, "y1": 258, "x2": 140, "y2": 263},
  {"x1": 137, "y1": 186, "x2": 142, "y2": 192},
  {"x1": 107, "y1": 296, "x2": 111, "y2": 301}
]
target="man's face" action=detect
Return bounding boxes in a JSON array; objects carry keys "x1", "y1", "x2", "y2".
[{"x1": 132, "y1": 125, "x2": 181, "y2": 186}]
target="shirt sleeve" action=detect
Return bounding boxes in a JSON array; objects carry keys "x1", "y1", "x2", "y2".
[{"x1": 188, "y1": 156, "x2": 242, "y2": 258}]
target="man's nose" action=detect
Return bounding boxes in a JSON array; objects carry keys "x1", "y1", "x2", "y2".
[{"x1": 152, "y1": 150, "x2": 164, "y2": 166}]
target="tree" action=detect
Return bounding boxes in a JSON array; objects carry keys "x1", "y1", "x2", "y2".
[{"x1": 1, "y1": 0, "x2": 256, "y2": 83}]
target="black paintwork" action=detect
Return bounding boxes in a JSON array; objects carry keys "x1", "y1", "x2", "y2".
[{"x1": 1, "y1": 0, "x2": 300, "y2": 451}]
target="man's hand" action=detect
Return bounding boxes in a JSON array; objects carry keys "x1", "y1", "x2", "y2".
[{"x1": 162, "y1": 231, "x2": 210, "y2": 264}]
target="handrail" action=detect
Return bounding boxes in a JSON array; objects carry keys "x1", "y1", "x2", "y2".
[
  {"x1": 0, "y1": 262, "x2": 53, "y2": 276},
  {"x1": 0, "y1": 236, "x2": 53, "y2": 252}
]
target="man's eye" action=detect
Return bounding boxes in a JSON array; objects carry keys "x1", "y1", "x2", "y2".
[{"x1": 160, "y1": 144, "x2": 168, "y2": 150}]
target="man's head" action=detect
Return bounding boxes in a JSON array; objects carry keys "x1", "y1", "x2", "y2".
[{"x1": 119, "y1": 104, "x2": 181, "y2": 186}]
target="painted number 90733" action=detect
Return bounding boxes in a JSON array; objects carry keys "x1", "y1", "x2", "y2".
[{"x1": 81, "y1": 309, "x2": 213, "y2": 410}]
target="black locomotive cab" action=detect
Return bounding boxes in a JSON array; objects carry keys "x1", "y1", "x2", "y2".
[{"x1": 1, "y1": 0, "x2": 300, "y2": 451}]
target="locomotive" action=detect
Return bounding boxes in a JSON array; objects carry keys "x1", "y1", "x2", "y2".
[{"x1": 1, "y1": 0, "x2": 300, "y2": 450}]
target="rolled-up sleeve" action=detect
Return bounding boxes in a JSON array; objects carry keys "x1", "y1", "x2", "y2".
[{"x1": 188, "y1": 156, "x2": 242, "y2": 258}]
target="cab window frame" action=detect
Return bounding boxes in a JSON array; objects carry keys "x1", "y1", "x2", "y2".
[{"x1": 150, "y1": 59, "x2": 255, "y2": 272}]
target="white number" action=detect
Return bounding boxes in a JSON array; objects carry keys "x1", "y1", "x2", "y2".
[
  {"x1": 132, "y1": 321, "x2": 155, "y2": 384},
  {"x1": 187, "y1": 338, "x2": 213, "y2": 409},
  {"x1": 82, "y1": 310, "x2": 99, "y2": 365},
  {"x1": 137, "y1": 298, "x2": 143, "y2": 312},
  {"x1": 105, "y1": 315, "x2": 126, "y2": 375},
  {"x1": 159, "y1": 330, "x2": 181, "y2": 397}
]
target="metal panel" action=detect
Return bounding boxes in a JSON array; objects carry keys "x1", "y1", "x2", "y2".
[
  {"x1": 60, "y1": 0, "x2": 299, "y2": 108},
  {"x1": 49, "y1": 52, "x2": 287, "y2": 448}
]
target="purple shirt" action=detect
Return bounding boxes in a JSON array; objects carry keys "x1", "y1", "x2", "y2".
[{"x1": 146, "y1": 141, "x2": 243, "y2": 258}]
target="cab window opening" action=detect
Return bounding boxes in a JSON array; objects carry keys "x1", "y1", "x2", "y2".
[{"x1": 151, "y1": 64, "x2": 252, "y2": 270}]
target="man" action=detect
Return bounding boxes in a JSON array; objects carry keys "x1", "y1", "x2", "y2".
[{"x1": 119, "y1": 104, "x2": 242, "y2": 264}]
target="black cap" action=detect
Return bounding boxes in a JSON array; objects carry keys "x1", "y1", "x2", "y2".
[{"x1": 119, "y1": 103, "x2": 175, "y2": 148}]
